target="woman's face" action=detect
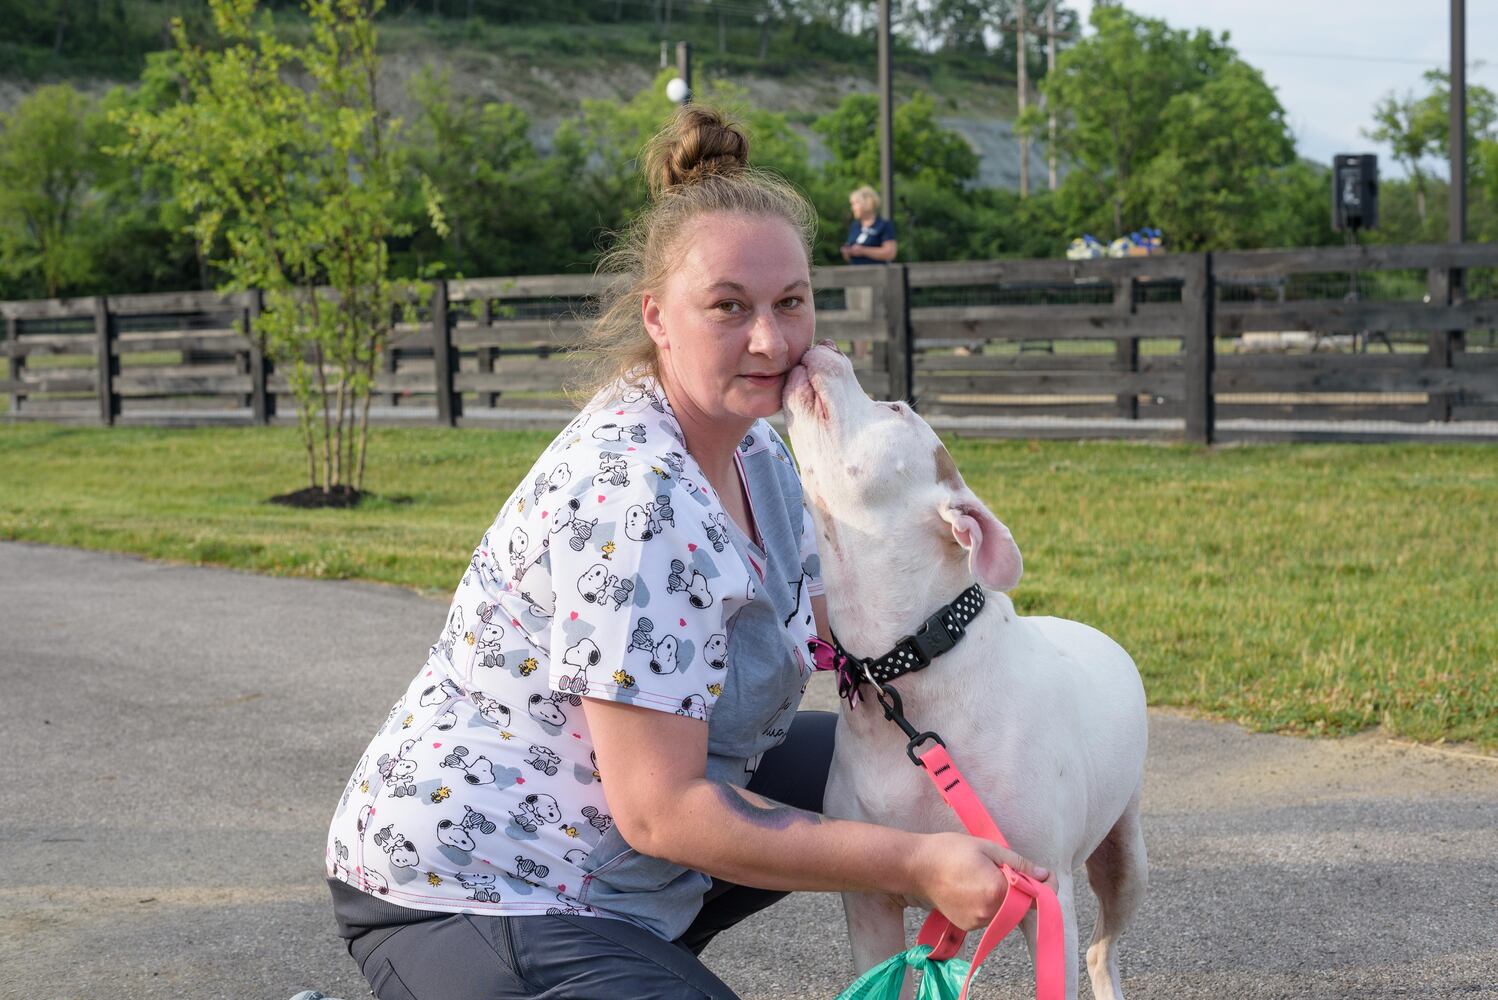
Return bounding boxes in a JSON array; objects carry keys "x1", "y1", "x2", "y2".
[
  {"x1": 643, "y1": 212, "x2": 815, "y2": 424},
  {"x1": 850, "y1": 194, "x2": 871, "y2": 219}
]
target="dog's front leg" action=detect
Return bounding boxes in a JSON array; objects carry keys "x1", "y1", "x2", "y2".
[{"x1": 841, "y1": 891, "x2": 910, "y2": 996}]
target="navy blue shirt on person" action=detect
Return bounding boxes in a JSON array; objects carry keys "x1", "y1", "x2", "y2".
[{"x1": 844, "y1": 217, "x2": 896, "y2": 264}]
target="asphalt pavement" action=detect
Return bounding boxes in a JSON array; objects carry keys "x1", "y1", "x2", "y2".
[{"x1": 2, "y1": 541, "x2": 1495, "y2": 1000}]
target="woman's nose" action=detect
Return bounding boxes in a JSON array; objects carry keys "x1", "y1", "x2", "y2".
[{"x1": 747, "y1": 312, "x2": 787, "y2": 357}]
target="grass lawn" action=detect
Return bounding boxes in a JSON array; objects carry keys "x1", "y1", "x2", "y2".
[{"x1": 2, "y1": 422, "x2": 1494, "y2": 750}]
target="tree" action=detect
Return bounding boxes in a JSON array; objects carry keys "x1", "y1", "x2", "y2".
[
  {"x1": 1364, "y1": 69, "x2": 1497, "y2": 227},
  {"x1": 0, "y1": 85, "x2": 108, "y2": 298},
  {"x1": 1135, "y1": 61, "x2": 1296, "y2": 250},
  {"x1": 1022, "y1": 4, "x2": 1240, "y2": 235},
  {"x1": 121, "y1": 0, "x2": 444, "y2": 498}
]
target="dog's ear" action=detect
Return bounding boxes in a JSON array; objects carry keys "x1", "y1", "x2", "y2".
[{"x1": 938, "y1": 493, "x2": 1022, "y2": 592}]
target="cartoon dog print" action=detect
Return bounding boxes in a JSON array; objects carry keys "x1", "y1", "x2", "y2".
[
  {"x1": 563, "y1": 848, "x2": 590, "y2": 867},
  {"x1": 456, "y1": 871, "x2": 502, "y2": 903},
  {"x1": 705, "y1": 633, "x2": 728, "y2": 670},
  {"x1": 594, "y1": 453, "x2": 630, "y2": 487},
  {"x1": 621, "y1": 385, "x2": 666, "y2": 413},
  {"x1": 357, "y1": 804, "x2": 373, "y2": 837},
  {"x1": 525, "y1": 745, "x2": 562, "y2": 776},
  {"x1": 580, "y1": 805, "x2": 613, "y2": 833},
  {"x1": 436, "y1": 805, "x2": 497, "y2": 852},
  {"x1": 331, "y1": 838, "x2": 352, "y2": 881},
  {"x1": 533, "y1": 462, "x2": 571, "y2": 501},
  {"x1": 668, "y1": 559, "x2": 715, "y2": 609},
  {"x1": 471, "y1": 691, "x2": 511, "y2": 728},
  {"x1": 577, "y1": 564, "x2": 618, "y2": 606},
  {"x1": 701, "y1": 513, "x2": 729, "y2": 553},
  {"x1": 373, "y1": 824, "x2": 419, "y2": 869},
  {"x1": 624, "y1": 503, "x2": 657, "y2": 542},
  {"x1": 592, "y1": 422, "x2": 647, "y2": 444},
  {"x1": 513, "y1": 855, "x2": 551, "y2": 885},
  {"x1": 558, "y1": 639, "x2": 598, "y2": 695},
  {"x1": 440, "y1": 745, "x2": 496, "y2": 786},
  {"x1": 550, "y1": 498, "x2": 596, "y2": 552},
  {"x1": 663, "y1": 450, "x2": 685, "y2": 477},
  {"x1": 509, "y1": 793, "x2": 562, "y2": 834},
  {"x1": 610, "y1": 576, "x2": 635, "y2": 611},
  {"x1": 419, "y1": 678, "x2": 464, "y2": 707},
  {"x1": 627, "y1": 617, "x2": 657, "y2": 654},
  {"x1": 360, "y1": 868, "x2": 389, "y2": 895},
  {"x1": 677, "y1": 693, "x2": 707, "y2": 717},
  {"x1": 508, "y1": 527, "x2": 530, "y2": 574},
  {"x1": 375, "y1": 739, "x2": 420, "y2": 798},
  {"x1": 433, "y1": 709, "x2": 458, "y2": 732},
  {"x1": 434, "y1": 606, "x2": 465, "y2": 658},
  {"x1": 546, "y1": 892, "x2": 584, "y2": 916},
  {"x1": 473, "y1": 603, "x2": 506, "y2": 664},
  {"x1": 527, "y1": 692, "x2": 569, "y2": 728},
  {"x1": 653, "y1": 492, "x2": 676, "y2": 528},
  {"x1": 648, "y1": 633, "x2": 680, "y2": 675}
]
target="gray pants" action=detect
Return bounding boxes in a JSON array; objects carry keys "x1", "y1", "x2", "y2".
[{"x1": 337, "y1": 711, "x2": 837, "y2": 1000}]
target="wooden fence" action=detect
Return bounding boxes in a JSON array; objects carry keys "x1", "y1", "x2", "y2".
[{"x1": 4, "y1": 242, "x2": 1497, "y2": 443}]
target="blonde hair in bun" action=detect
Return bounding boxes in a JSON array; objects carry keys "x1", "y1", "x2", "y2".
[{"x1": 570, "y1": 103, "x2": 818, "y2": 401}]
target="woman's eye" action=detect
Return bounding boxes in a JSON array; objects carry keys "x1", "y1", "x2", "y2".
[
  {"x1": 779, "y1": 297, "x2": 803, "y2": 309},
  {"x1": 715, "y1": 301, "x2": 742, "y2": 314}
]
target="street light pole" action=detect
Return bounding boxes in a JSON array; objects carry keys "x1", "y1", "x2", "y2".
[
  {"x1": 1450, "y1": 0, "x2": 1465, "y2": 245},
  {"x1": 677, "y1": 41, "x2": 693, "y2": 104},
  {"x1": 1047, "y1": 0, "x2": 1057, "y2": 191},
  {"x1": 878, "y1": 0, "x2": 894, "y2": 225},
  {"x1": 1017, "y1": 1, "x2": 1028, "y2": 198}
]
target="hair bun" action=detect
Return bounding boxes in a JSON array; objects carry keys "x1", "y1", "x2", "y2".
[{"x1": 644, "y1": 105, "x2": 750, "y2": 200}]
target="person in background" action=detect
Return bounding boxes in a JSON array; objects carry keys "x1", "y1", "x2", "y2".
[{"x1": 840, "y1": 185, "x2": 897, "y2": 265}]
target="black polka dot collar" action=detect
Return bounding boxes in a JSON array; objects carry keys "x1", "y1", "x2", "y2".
[{"x1": 830, "y1": 583, "x2": 986, "y2": 692}]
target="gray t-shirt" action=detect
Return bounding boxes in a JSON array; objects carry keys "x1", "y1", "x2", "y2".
[{"x1": 325, "y1": 377, "x2": 823, "y2": 940}]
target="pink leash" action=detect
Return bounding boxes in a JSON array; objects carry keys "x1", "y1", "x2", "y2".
[{"x1": 811, "y1": 637, "x2": 1066, "y2": 1000}]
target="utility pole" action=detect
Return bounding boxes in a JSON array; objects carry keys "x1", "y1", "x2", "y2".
[
  {"x1": 1046, "y1": 0, "x2": 1057, "y2": 190},
  {"x1": 1450, "y1": 0, "x2": 1466, "y2": 245},
  {"x1": 1017, "y1": 1, "x2": 1029, "y2": 198},
  {"x1": 677, "y1": 41, "x2": 693, "y2": 102},
  {"x1": 878, "y1": 0, "x2": 894, "y2": 220}
]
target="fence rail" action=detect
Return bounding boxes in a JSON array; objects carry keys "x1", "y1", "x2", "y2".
[{"x1": 4, "y1": 243, "x2": 1497, "y2": 443}]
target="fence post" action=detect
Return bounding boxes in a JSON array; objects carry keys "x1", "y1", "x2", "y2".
[
  {"x1": 884, "y1": 263, "x2": 913, "y2": 404},
  {"x1": 94, "y1": 296, "x2": 119, "y2": 426},
  {"x1": 431, "y1": 280, "x2": 460, "y2": 427},
  {"x1": 5, "y1": 313, "x2": 21, "y2": 416},
  {"x1": 1182, "y1": 254, "x2": 1215, "y2": 444},
  {"x1": 1426, "y1": 264, "x2": 1460, "y2": 422},
  {"x1": 1113, "y1": 275, "x2": 1139, "y2": 419},
  {"x1": 246, "y1": 289, "x2": 272, "y2": 425}
]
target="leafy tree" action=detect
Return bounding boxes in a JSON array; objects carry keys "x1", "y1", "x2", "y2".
[
  {"x1": 1364, "y1": 69, "x2": 1498, "y2": 227},
  {"x1": 0, "y1": 85, "x2": 109, "y2": 298},
  {"x1": 1134, "y1": 61, "x2": 1296, "y2": 250},
  {"x1": 121, "y1": 0, "x2": 444, "y2": 496},
  {"x1": 1021, "y1": 4, "x2": 1239, "y2": 235}
]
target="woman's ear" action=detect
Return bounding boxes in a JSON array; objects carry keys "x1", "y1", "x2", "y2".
[
  {"x1": 641, "y1": 291, "x2": 669, "y2": 352},
  {"x1": 938, "y1": 492, "x2": 1022, "y2": 592}
]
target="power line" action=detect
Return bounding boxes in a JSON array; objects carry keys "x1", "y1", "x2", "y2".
[{"x1": 1240, "y1": 47, "x2": 1442, "y2": 67}]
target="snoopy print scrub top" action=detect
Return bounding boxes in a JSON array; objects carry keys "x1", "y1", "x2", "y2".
[{"x1": 326, "y1": 377, "x2": 824, "y2": 941}]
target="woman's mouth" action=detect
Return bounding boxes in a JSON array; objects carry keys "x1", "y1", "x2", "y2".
[{"x1": 740, "y1": 371, "x2": 785, "y2": 389}]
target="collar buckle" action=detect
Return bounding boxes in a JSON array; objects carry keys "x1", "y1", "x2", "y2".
[{"x1": 905, "y1": 612, "x2": 957, "y2": 666}]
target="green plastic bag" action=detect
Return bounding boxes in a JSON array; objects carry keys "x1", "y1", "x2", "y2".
[{"x1": 836, "y1": 945, "x2": 973, "y2": 1000}]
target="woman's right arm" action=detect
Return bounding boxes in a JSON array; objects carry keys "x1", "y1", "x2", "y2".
[{"x1": 583, "y1": 697, "x2": 1049, "y2": 932}]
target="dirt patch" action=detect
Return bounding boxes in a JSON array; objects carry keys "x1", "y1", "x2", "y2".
[{"x1": 268, "y1": 486, "x2": 366, "y2": 509}]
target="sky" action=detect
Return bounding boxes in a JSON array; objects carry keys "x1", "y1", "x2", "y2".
[{"x1": 1067, "y1": 0, "x2": 1498, "y2": 177}]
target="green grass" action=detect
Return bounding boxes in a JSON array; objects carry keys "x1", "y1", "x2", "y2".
[{"x1": 2, "y1": 422, "x2": 1494, "y2": 749}]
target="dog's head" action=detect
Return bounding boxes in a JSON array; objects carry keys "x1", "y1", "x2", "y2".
[{"x1": 784, "y1": 343, "x2": 1021, "y2": 591}]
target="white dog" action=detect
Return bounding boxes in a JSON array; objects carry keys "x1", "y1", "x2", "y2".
[{"x1": 784, "y1": 344, "x2": 1149, "y2": 1000}]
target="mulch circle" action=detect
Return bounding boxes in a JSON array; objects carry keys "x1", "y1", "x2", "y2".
[{"x1": 268, "y1": 485, "x2": 366, "y2": 509}]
